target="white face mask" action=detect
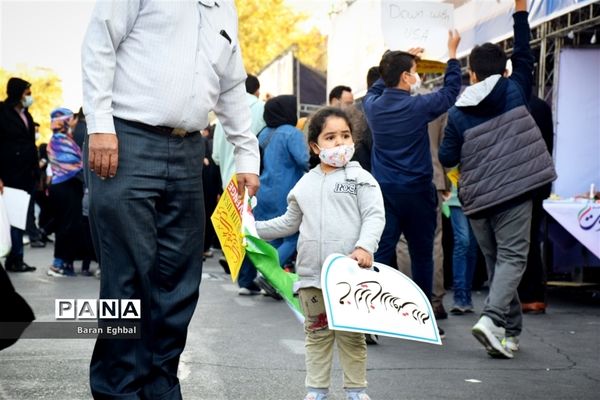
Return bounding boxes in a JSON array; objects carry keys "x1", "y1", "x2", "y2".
[
  {"x1": 21, "y1": 95, "x2": 33, "y2": 108},
  {"x1": 318, "y1": 144, "x2": 355, "y2": 168},
  {"x1": 409, "y1": 73, "x2": 422, "y2": 94}
]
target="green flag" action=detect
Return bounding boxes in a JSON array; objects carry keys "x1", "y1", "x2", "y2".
[{"x1": 244, "y1": 234, "x2": 303, "y2": 318}]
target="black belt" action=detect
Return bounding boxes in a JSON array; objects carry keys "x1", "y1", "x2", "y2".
[{"x1": 125, "y1": 119, "x2": 199, "y2": 138}]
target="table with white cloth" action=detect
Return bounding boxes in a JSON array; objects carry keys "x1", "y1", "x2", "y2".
[{"x1": 543, "y1": 199, "x2": 600, "y2": 259}]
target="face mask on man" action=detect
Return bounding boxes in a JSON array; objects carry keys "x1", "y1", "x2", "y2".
[
  {"x1": 318, "y1": 144, "x2": 355, "y2": 168},
  {"x1": 410, "y1": 73, "x2": 422, "y2": 95},
  {"x1": 21, "y1": 95, "x2": 34, "y2": 108}
]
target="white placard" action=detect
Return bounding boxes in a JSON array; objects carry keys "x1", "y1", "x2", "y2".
[
  {"x1": 2, "y1": 187, "x2": 31, "y2": 230},
  {"x1": 321, "y1": 254, "x2": 441, "y2": 345},
  {"x1": 381, "y1": 0, "x2": 454, "y2": 61}
]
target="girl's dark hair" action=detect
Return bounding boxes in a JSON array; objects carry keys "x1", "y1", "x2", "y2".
[
  {"x1": 307, "y1": 107, "x2": 353, "y2": 146},
  {"x1": 307, "y1": 107, "x2": 354, "y2": 168}
]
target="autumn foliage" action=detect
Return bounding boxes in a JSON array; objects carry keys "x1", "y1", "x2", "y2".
[
  {"x1": 235, "y1": 0, "x2": 327, "y2": 73},
  {"x1": 0, "y1": 67, "x2": 63, "y2": 144}
]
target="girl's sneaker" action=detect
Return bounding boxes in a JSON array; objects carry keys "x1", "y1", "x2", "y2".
[
  {"x1": 346, "y1": 390, "x2": 371, "y2": 400},
  {"x1": 304, "y1": 392, "x2": 328, "y2": 400}
]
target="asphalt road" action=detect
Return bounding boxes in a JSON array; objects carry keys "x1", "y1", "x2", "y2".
[{"x1": 1, "y1": 243, "x2": 599, "y2": 399}]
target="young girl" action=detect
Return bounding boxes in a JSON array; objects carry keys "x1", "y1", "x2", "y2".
[{"x1": 256, "y1": 107, "x2": 385, "y2": 400}]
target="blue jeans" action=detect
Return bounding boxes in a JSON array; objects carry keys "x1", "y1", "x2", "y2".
[
  {"x1": 450, "y1": 207, "x2": 478, "y2": 307},
  {"x1": 238, "y1": 233, "x2": 299, "y2": 289}
]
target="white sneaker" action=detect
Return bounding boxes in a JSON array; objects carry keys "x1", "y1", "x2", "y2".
[
  {"x1": 346, "y1": 390, "x2": 371, "y2": 400},
  {"x1": 238, "y1": 287, "x2": 261, "y2": 296},
  {"x1": 503, "y1": 336, "x2": 520, "y2": 352},
  {"x1": 472, "y1": 315, "x2": 513, "y2": 359},
  {"x1": 47, "y1": 266, "x2": 66, "y2": 277},
  {"x1": 304, "y1": 391, "x2": 328, "y2": 400}
]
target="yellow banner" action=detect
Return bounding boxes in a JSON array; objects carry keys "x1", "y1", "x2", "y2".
[
  {"x1": 446, "y1": 167, "x2": 460, "y2": 187},
  {"x1": 211, "y1": 176, "x2": 245, "y2": 282},
  {"x1": 417, "y1": 59, "x2": 447, "y2": 74}
]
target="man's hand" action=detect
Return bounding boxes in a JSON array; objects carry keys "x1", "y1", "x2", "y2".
[
  {"x1": 349, "y1": 247, "x2": 373, "y2": 269},
  {"x1": 0, "y1": 178, "x2": 4, "y2": 194},
  {"x1": 515, "y1": 0, "x2": 527, "y2": 12},
  {"x1": 89, "y1": 133, "x2": 119, "y2": 179},
  {"x1": 441, "y1": 190, "x2": 452, "y2": 202},
  {"x1": 447, "y1": 29, "x2": 461, "y2": 59},
  {"x1": 407, "y1": 47, "x2": 425, "y2": 60},
  {"x1": 236, "y1": 173, "x2": 260, "y2": 200}
]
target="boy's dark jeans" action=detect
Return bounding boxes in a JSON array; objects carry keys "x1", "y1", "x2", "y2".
[{"x1": 374, "y1": 185, "x2": 437, "y2": 300}]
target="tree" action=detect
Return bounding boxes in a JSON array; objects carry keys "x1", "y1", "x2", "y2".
[
  {"x1": 0, "y1": 67, "x2": 63, "y2": 144},
  {"x1": 235, "y1": 0, "x2": 327, "y2": 74}
]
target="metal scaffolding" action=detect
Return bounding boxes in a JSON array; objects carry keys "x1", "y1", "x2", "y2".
[{"x1": 428, "y1": 2, "x2": 600, "y2": 103}]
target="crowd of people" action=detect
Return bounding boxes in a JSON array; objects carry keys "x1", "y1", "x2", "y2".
[
  {"x1": 0, "y1": 0, "x2": 559, "y2": 399},
  {"x1": 0, "y1": 86, "x2": 97, "y2": 278}
]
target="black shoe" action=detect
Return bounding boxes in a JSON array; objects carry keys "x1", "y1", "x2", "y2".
[
  {"x1": 433, "y1": 304, "x2": 448, "y2": 320},
  {"x1": 438, "y1": 327, "x2": 446, "y2": 339},
  {"x1": 255, "y1": 275, "x2": 283, "y2": 300},
  {"x1": 365, "y1": 334, "x2": 379, "y2": 345},
  {"x1": 218, "y1": 258, "x2": 230, "y2": 275},
  {"x1": 41, "y1": 235, "x2": 53, "y2": 243},
  {"x1": 6, "y1": 259, "x2": 36, "y2": 272},
  {"x1": 30, "y1": 240, "x2": 46, "y2": 248}
]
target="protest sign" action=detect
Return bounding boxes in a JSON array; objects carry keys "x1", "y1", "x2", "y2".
[
  {"x1": 321, "y1": 254, "x2": 442, "y2": 345},
  {"x1": 382, "y1": 0, "x2": 454, "y2": 60},
  {"x1": 211, "y1": 176, "x2": 245, "y2": 281}
]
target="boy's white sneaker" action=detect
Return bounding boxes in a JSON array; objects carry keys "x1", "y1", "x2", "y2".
[
  {"x1": 472, "y1": 315, "x2": 513, "y2": 359},
  {"x1": 503, "y1": 336, "x2": 520, "y2": 352}
]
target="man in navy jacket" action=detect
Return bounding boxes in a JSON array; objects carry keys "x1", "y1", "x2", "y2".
[{"x1": 363, "y1": 33, "x2": 461, "y2": 306}]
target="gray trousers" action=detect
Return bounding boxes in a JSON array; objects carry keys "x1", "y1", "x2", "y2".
[
  {"x1": 86, "y1": 118, "x2": 205, "y2": 400},
  {"x1": 469, "y1": 200, "x2": 532, "y2": 337}
]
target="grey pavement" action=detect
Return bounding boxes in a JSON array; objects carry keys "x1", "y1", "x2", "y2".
[{"x1": 1, "y1": 242, "x2": 599, "y2": 400}]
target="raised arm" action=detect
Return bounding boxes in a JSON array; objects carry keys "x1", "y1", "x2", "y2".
[
  {"x1": 510, "y1": 0, "x2": 534, "y2": 101},
  {"x1": 515, "y1": 0, "x2": 527, "y2": 12},
  {"x1": 420, "y1": 30, "x2": 462, "y2": 121}
]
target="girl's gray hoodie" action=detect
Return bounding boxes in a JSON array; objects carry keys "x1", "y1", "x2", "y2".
[{"x1": 256, "y1": 161, "x2": 385, "y2": 292}]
